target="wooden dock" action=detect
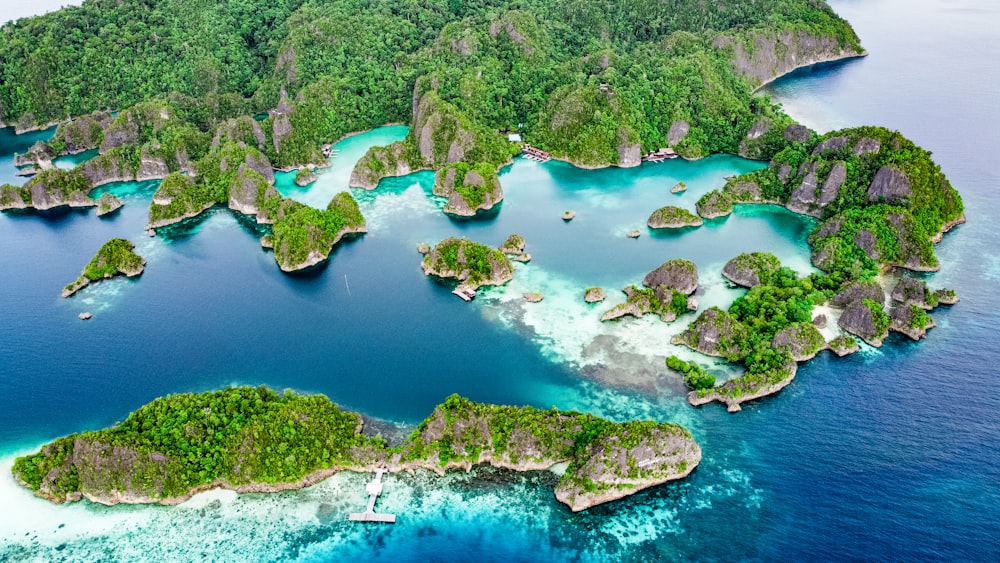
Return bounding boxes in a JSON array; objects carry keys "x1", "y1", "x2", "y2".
[
  {"x1": 452, "y1": 287, "x2": 476, "y2": 301},
  {"x1": 642, "y1": 148, "x2": 679, "y2": 163},
  {"x1": 522, "y1": 144, "x2": 551, "y2": 162},
  {"x1": 347, "y1": 469, "x2": 396, "y2": 524}
]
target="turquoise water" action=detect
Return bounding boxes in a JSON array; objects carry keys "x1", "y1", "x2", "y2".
[{"x1": 2, "y1": 0, "x2": 999, "y2": 559}]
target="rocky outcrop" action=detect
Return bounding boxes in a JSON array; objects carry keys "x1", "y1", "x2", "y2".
[
  {"x1": 812, "y1": 136, "x2": 848, "y2": 155},
  {"x1": 553, "y1": 424, "x2": 701, "y2": 512},
  {"x1": 891, "y1": 278, "x2": 932, "y2": 309},
  {"x1": 294, "y1": 169, "x2": 318, "y2": 187},
  {"x1": 722, "y1": 252, "x2": 781, "y2": 288},
  {"x1": 831, "y1": 280, "x2": 885, "y2": 308},
  {"x1": 667, "y1": 120, "x2": 690, "y2": 146},
  {"x1": 643, "y1": 259, "x2": 698, "y2": 297},
  {"x1": 829, "y1": 335, "x2": 860, "y2": 357},
  {"x1": 784, "y1": 123, "x2": 812, "y2": 143},
  {"x1": 96, "y1": 193, "x2": 123, "y2": 217},
  {"x1": 673, "y1": 308, "x2": 745, "y2": 358},
  {"x1": 647, "y1": 205, "x2": 703, "y2": 229},
  {"x1": 696, "y1": 190, "x2": 734, "y2": 219},
  {"x1": 787, "y1": 161, "x2": 843, "y2": 216},
  {"x1": 867, "y1": 166, "x2": 911, "y2": 203},
  {"x1": 349, "y1": 141, "x2": 425, "y2": 189},
  {"x1": 228, "y1": 165, "x2": 280, "y2": 220},
  {"x1": 616, "y1": 128, "x2": 641, "y2": 167},
  {"x1": 12, "y1": 170, "x2": 96, "y2": 211},
  {"x1": 584, "y1": 287, "x2": 606, "y2": 303},
  {"x1": 838, "y1": 299, "x2": 888, "y2": 347},
  {"x1": 14, "y1": 141, "x2": 56, "y2": 167},
  {"x1": 771, "y1": 323, "x2": 827, "y2": 361},
  {"x1": 854, "y1": 137, "x2": 881, "y2": 156},
  {"x1": 421, "y1": 237, "x2": 514, "y2": 291},
  {"x1": 62, "y1": 238, "x2": 145, "y2": 298},
  {"x1": 715, "y1": 29, "x2": 866, "y2": 90},
  {"x1": 433, "y1": 163, "x2": 503, "y2": 216},
  {"x1": 889, "y1": 305, "x2": 935, "y2": 340},
  {"x1": 687, "y1": 362, "x2": 797, "y2": 413}
]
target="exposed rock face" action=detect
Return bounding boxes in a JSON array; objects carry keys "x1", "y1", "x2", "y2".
[
  {"x1": 647, "y1": 206, "x2": 703, "y2": 229},
  {"x1": 829, "y1": 336, "x2": 860, "y2": 357},
  {"x1": 523, "y1": 292, "x2": 544, "y2": 303},
  {"x1": 349, "y1": 142, "x2": 421, "y2": 189},
  {"x1": 0, "y1": 184, "x2": 28, "y2": 210},
  {"x1": 421, "y1": 237, "x2": 514, "y2": 291},
  {"x1": 838, "y1": 300, "x2": 887, "y2": 347},
  {"x1": 14, "y1": 141, "x2": 56, "y2": 167},
  {"x1": 272, "y1": 91, "x2": 294, "y2": 154},
  {"x1": 584, "y1": 287, "x2": 606, "y2": 303},
  {"x1": 784, "y1": 123, "x2": 812, "y2": 143},
  {"x1": 890, "y1": 305, "x2": 935, "y2": 340},
  {"x1": 891, "y1": 278, "x2": 929, "y2": 308},
  {"x1": 616, "y1": 128, "x2": 641, "y2": 167},
  {"x1": 21, "y1": 172, "x2": 95, "y2": 211},
  {"x1": 673, "y1": 308, "x2": 744, "y2": 358},
  {"x1": 853, "y1": 137, "x2": 881, "y2": 156},
  {"x1": 100, "y1": 115, "x2": 140, "y2": 152},
  {"x1": 228, "y1": 165, "x2": 278, "y2": 219},
  {"x1": 667, "y1": 120, "x2": 690, "y2": 146},
  {"x1": 831, "y1": 280, "x2": 885, "y2": 308},
  {"x1": 771, "y1": 323, "x2": 827, "y2": 361},
  {"x1": 722, "y1": 252, "x2": 781, "y2": 288},
  {"x1": 671, "y1": 182, "x2": 687, "y2": 193},
  {"x1": 136, "y1": 152, "x2": 169, "y2": 182},
  {"x1": 687, "y1": 362, "x2": 797, "y2": 413},
  {"x1": 553, "y1": 425, "x2": 701, "y2": 512},
  {"x1": 643, "y1": 259, "x2": 698, "y2": 297},
  {"x1": 867, "y1": 166, "x2": 911, "y2": 203},
  {"x1": 716, "y1": 29, "x2": 865, "y2": 89},
  {"x1": 696, "y1": 190, "x2": 733, "y2": 219},
  {"x1": 853, "y1": 229, "x2": 880, "y2": 261},
  {"x1": 294, "y1": 170, "x2": 318, "y2": 187},
  {"x1": 96, "y1": 193, "x2": 123, "y2": 217},
  {"x1": 812, "y1": 136, "x2": 848, "y2": 155},
  {"x1": 738, "y1": 117, "x2": 773, "y2": 159},
  {"x1": 433, "y1": 165, "x2": 503, "y2": 216}
]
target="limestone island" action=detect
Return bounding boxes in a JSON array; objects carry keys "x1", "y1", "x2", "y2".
[
  {"x1": 602, "y1": 259, "x2": 698, "y2": 322},
  {"x1": 421, "y1": 237, "x2": 515, "y2": 298},
  {"x1": 674, "y1": 251, "x2": 958, "y2": 412},
  {"x1": 647, "y1": 205, "x2": 703, "y2": 229},
  {"x1": 62, "y1": 238, "x2": 145, "y2": 298},
  {"x1": 12, "y1": 387, "x2": 701, "y2": 513}
]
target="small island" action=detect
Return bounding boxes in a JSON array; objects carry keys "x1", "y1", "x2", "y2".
[
  {"x1": 647, "y1": 205, "x2": 703, "y2": 229},
  {"x1": 62, "y1": 238, "x2": 145, "y2": 298},
  {"x1": 12, "y1": 387, "x2": 701, "y2": 513},
  {"x1": 421, "y1": 237, "x2": 515, "y2": 297},
  {"x1": 602, "y1": 259, "x2": 698, "y2": 322}
]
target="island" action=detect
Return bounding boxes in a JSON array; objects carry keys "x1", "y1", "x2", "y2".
[
  {"x1": 11, "y1": 387, "x2": 701, "y2": 513},
  {"x1": 62, "y1": 238, "x2": 145, "y2": 298},
  {"x1": 647, "y1": 205, "x2": 703, "y2": 229},
  {"x1": 421, "y1": 237, "x2": 515, "y2": 299},
  {"x1": 602, "y1": 259, "x2": 698, "y2": 322}
]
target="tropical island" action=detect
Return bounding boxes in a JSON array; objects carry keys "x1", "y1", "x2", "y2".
[
  {"x1": 62, "y1": 238, "x2": 145, "y2": 298},
  {"x1": 12, "y1": 387, "x2": 701, "y2": 513}
]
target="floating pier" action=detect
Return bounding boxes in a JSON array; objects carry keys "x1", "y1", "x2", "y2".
[
  {"x1": 347, "y1": 469, "x2": 396, "y2": 524},
  {"x1": 521, "y1": 144, "x2": 551, "y2": 162},
  {"x1": 641, "y1": 147, "x2": 679, "y2": 163},
  {"x1": 452, "y1": 287, "x2": 476, "y2": 301}
]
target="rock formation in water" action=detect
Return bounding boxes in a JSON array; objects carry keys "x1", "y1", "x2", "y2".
[
  {"x1": 11, "y1": 389, "x2": 702, "y2": 513},
  {"x1": 647, "y1": 205, "x2": 703, "y2": 229},
  {"x1": 62, "y1": 238, "x2": 145, "y2": 298}
]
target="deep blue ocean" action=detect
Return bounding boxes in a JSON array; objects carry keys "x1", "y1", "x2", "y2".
[{"x1": 0, "y1": 0, "x2": 997, "y2": 560}]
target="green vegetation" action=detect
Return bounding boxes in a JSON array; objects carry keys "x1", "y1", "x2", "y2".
[
  {"x1": 721, "y1": 126, "x2": 963, "y2": 279},
  {"x1": 647, "y1": 205, "x2": 702, "y2": 228},
  {"x1": 723, "y1": 251, "x2": 782, "y2": 287},
  {"x1": 864, "y1": 298, "x2": 891, "y2": 338},
  {"x1": 666, "y1": 356, "x2": 716, "y2": 390},
  {"x1": 908, "y1": 305, "x2": 932, "y2": 330},
  {"x1": 12, "y1": 387, "x2": 367, "y2": 499},
  {"x1": 13, "y1": 388, "x2": 699, "y2": 511},
  {"x1": 271, "y1": 192, "x2": 366, "y2": 271},
  {"x1": 434, "y1": 161, "x2": 502, "y2": 212},
  {"x1": 148, "y1": 173, "x2": 223, "y2": 226},
  {"x1": 63, "y1": 238, "x2": 144, "y2": 296},
  {"x1": 422, "y1": 237, "x2": 513, "y2": 287},
  {"x1": 14, "y1": 169, "x2": 92, "y2": 208}
]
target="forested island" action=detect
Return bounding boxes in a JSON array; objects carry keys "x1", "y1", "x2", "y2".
[
  {"x1": 62, "y1": 238, "x2": 145, "y2": 298},
  {"x1": 12, "y1": 387, "x2": 701, "y2": 513}
]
